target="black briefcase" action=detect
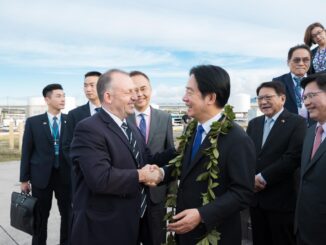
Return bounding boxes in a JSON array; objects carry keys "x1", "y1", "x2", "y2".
[{"x1": 10, "y1": 191, "x2": 40, "y2": 235}]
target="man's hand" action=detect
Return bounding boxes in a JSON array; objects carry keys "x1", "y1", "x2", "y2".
[
  {"x1": 167, "y1": 209, "x2": 201, "y2": 234},
  {"x1": 254, "y1": 174, "x2": 266, "y2": 192},
  {"x1": 21, "y1": 181, "x2": 31, "y2": 194},
  {"x1": 138, "y1": 164, "x2": 163, "y2": 186}
]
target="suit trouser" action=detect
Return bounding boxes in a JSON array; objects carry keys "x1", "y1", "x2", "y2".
[
  {"x1": 138, "y1": 201, "x2": 166, "y2": 245},
  {"x1": 250, "y1": 207, "x2": 296, "y2": 245},
  {"x1": 32, "y1": 168, "x2": 71, "y2": 245}
]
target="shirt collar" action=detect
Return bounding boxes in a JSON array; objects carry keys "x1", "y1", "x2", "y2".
[
  {"x1": 102, "y1": 107, "x2": 125, "y2": 127},
  {"x1": 265, "y1": 107, "x2": 284, "y2": 122},
  {"x1": 134, "y1": 106, "x2": 151, "y2": 117},
  {"x1": 316, "y1": 122, "x2": 326, "y2": 133},
  {"x1": 198, "y1": 112, "x2": 222, "y2": 134},
  {"x1": 291, "y1": 73, "x2": 307, "y2": 80},
  {"x1": 47, "y1": 112, "x2": 61, "y2": 122}
]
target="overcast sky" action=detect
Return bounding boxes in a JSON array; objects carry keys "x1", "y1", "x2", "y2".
[{"x1": 0, "y1": 0, "x2": 325, "y2": 105}]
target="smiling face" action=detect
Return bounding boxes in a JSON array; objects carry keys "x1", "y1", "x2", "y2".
[
  {"x1": 303, "y1": 81, "x2": 326, "y2": 124},
  {"x1": 288, "y1": 48, "x2": 311, "y2": 77},
  {"x1": 311, "y1": 26, "x2": 326, "y2": 47},
  {"x1": 106, "y1": 73, "x2": 137, "y2": 120},
  {"x1": 131, "y1": 74, "x2": 152, "y2": 112},
  {"x1": 258, "y1": 87, "x2": 285, "y2": 117},
  {"x1": 182, "y1": 74, "x2": 215, "y2": 123}
]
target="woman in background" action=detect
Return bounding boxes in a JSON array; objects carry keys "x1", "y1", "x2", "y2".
[{"x1": 304, "y1": 22, "x2": 326, "y2": 73}]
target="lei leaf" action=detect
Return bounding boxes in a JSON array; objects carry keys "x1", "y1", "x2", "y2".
[{"x1": 163, "y1": 105, "x2": 235, "y2": 245}]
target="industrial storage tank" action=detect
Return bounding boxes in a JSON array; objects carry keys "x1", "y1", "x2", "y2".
[{"x1": 228, "y1": 93, "x2": 251, "y2": 113}]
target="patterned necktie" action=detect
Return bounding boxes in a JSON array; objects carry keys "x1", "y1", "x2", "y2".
[
  {"x1": 139, "y1": 113, "x2": 146, "y2": 141},
  {"x1": 52, "y1": 117, "x2": 60, "y2": 168},
  {"x1": 121, "y1": 122, "x2": 147, "y2": 217},
  {"x1": 311, "y1": 125, "x2": 324, "y2": 159},
  {"x1": 293, "y1": 76, "x2": 302, "y2": 108},
  {"x1": 262, "y1": 118, "x2": 273, "y2": 146},
  {"x1": 191, "y1": 125, "x2": 205, "y2": 160}
]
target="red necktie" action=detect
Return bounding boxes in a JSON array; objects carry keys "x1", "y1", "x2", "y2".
[{"x1": 311, "y1": 125, "x2": 324, "y2": 159}]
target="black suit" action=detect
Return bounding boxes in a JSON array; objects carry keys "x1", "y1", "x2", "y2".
[
  {"x1": 273, "y1": 73, "x2": 299, "y2": 115},
  {"x1": 62, "y1": 102, "x2": 91, "y2": 197},
  {"x1": 127, "y1": 107, "x2": 174, "y2": 245},
  {"x1": 165, "y1": 120, "x2": 255, "y2": 245},
  {"x1": 247, "y1": 109, "x2": 306, "y2": 245},
  {"x1": 20, "y1": 113, "x2": 71, "y2": 245},
  {"x1": 295, "y1": 125, "x2": 326, "y2": 245},
  {"x1": 69, "y1": 109, "x2": 174, "y2": 245}
]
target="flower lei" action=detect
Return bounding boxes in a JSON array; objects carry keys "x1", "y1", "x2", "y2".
[{"x1": 164, "y1": 105, "x2": 235, "y2": 245}]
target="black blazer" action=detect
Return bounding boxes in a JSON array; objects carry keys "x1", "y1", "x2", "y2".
[
  {"x1": 247, "y1": 109, "x2": 306, "y2": 211},
  {"x1": 62, "y1": 102, "x2": 91, "y2": 163},
  {"x1": 168, "y1": 121, "x2": 255, "y2": 245},
  {"x1": 127, "y1": 107, "x2": 174, "y2": 203},
  {"x1": 295, "y1": 125, "x2": 326, "y2": 245},
  {"x1": 20, "y1": 113, "x2": 69, "y2": 189},
  {"x1": 69, "y1": 109, "x2": 174, "y2": 245},
  {"x1": 273, "y1": 73, "x2": 299, "y2": 115}
]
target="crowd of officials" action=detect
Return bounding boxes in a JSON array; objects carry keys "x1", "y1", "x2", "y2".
[{"x1": 19, "y1": 22, "x2": 326, "y2": 245}]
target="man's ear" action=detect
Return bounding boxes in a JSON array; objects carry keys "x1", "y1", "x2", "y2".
[{"x1": 206, "y1": 93, "x2": 217, "y2": 105}]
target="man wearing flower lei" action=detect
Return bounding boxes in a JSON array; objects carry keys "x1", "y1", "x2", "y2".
[{"x1": 161, "y1": 65, "x2": 256, "y2": 245}]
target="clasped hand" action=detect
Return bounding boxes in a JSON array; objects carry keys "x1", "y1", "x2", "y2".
[{"x1": 138, "y1": 164, "x2": 163, "y2": 186}]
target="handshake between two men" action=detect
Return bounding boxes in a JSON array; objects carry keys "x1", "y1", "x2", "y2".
[{"x1": 137, "y1": 164, "x2": 164, "y2": 186}]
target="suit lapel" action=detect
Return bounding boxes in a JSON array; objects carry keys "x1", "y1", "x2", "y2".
[
  {"x1": 82, "y1": 102, "x2": 91, "y2": 117},
  {"x1": 42, "y1": 113, "x2": 53, "y2": 143},
  {"x1": 285, "y1": 73, "x2": 297, "y2": 108},
  {"x1": 260, "y1": 110, "x2": 288, "y2": 154},
  {"x1": 100, "y1": 111, "x2": 138, "y2": 166},
  {"x1": 60, "y1": 114, "x2": 67, "y2": 143},
  {"x1": 148, "y1": 107, "x2": 158, "y2": 145},
  {"x1": 302, "y1": 127, "x2": 326, "y2": 175}
]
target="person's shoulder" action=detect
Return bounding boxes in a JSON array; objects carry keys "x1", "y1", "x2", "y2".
[
  {"x1": 248, "y1": 115, "x2": 264, "y2": 125},
  {"x1": 282, "y1": 110, "x2": 306, "y2": 124},
  {"x1": 26, "y1": 113, "x2": 46, "y2": 123},
  {"x1": 69, "y1": 103, "x2": 88, "y2": 115},
  {"x1": 152, "y1": 107, "x2": 170, "y2": 118},
  {"x1": 272, "y1": 73, "x2": 289, "y2": 81}
]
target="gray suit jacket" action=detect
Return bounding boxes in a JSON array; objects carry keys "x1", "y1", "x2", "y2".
[
  {"x1": 295, "y1": 125, "x2": 326, "y2": 245},
  {"x1": 127, "y1": 107, "x2": 174, "y2": 203}
]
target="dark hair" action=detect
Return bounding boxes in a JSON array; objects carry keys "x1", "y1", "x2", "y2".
[
  {"x1": 97, "y1": 69, "x2": 129, "y2": 102},
  {"x1": 129, "y1": 70, "x2": 150, "y2": 81},
  {"x1": 189, "y1": 65, "x2": 230, "y2": 108},
  {"x1": 287, "y1": 44, "x2": 311, "y2": 61},
  {"x1": 256, "y1": 81, "x2": 286, "y2": 96},
  {"x1": 42, "y1": 84, "x2": 63, "y2": 97},
  {"x1": 301, "y1": 72, "x2": 326, "y2": 90},
  {"x1": 84, "y1": 71, "x2": 102, "y2": 78},
  {"x1": 304, "y1": 22, "x2": 325, "y2": 47}
]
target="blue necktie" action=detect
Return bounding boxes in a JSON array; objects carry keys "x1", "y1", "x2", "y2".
[
  {"x1": 95, "y1": 107, "x2": 101, "y2": 113},
  {"x1": 139, "y1": 114, "x2": 146, "y2": 140},
  {"x1": 293, "y1": 76, "x2": 302, "y2": 108},
  {"x1": 262, "y1": 118, "x2": 273, "y2": 146},
  {"x1": 52, "y1": 117, "x2": 60, "y2": 168},
  {"x1": 191, "y1": 125, "x2": 205, "y2": 160}
]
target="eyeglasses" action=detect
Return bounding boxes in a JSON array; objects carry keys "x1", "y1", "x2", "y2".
[
  {"x1": 257, "y1": 95, "x2": 277, "y2": 102},
  {"x1": 302, "y1": 91, "x2": 325, "y2": 101},
  {"x1": 291, "y1": 57, "x2": 311, "y2": 64},
  {"x1": 312, "y1": 29, "x2": 325, "y2": 39}
]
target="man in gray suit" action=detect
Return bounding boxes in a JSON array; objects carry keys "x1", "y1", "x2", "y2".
[
  {"x1": 295, "y1": 73, "x2": 326, "y2": 245},
  {"x1": 127, "y1": 71, "x2": 174, "y2": 245}
]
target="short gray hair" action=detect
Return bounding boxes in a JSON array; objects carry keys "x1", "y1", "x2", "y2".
[{"x1": 97, "y1": 69, "x2": 129, "y2": 102}]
